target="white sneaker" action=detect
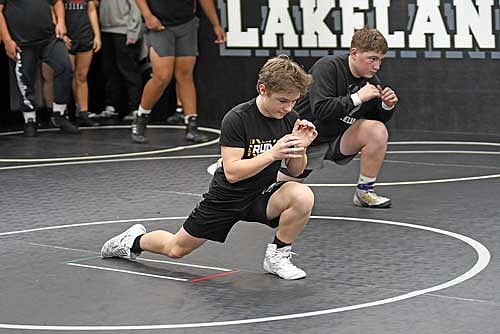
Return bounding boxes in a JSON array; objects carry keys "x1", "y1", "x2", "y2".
[
  {"x1": 101, "y1": 224, "x2": 146, "y2": 260},
  {"x1": 353, "y1": 189, "x2": 391, "y2": 208},
  {"x1": 263, "y1": 244, "x2": 306, "y2": 280}
]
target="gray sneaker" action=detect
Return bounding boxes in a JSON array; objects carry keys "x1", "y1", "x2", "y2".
[
  {"x1": 101, "y1": 224, "x2": 146, "y2": 260},
  {"x1": 263, "y1": 244, "x2": 306, "y2": 280},
  {"x1": 353, "y1": 189, "x2": 391, "y2": 208}
]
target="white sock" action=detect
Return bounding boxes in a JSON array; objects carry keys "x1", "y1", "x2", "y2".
[
  {"x1": 137, "y1": 106, "x2": 151, "y2": 116},
  {"x1": 358, "y1": 175, "x2": 376, "y2": 185},
  {"x1": 52, "y1": 103, "x2": 66, "y2": 115},
  {"x1": 23, "y1": 111, "x2": 36, "y2": 122},
  {"x1": 184, "y1": 114, "x2": 197, "y2": 125},
  {"x1": 357, "y1": 175, "x2": 376, "y2": 192}
]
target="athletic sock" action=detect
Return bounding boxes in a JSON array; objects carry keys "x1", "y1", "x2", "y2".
[
  {"x1": 184, "y1": 114, "x2": 197, "y2": 125},
  {"x1": 273, "y1": 235, "x2": 291, "y2": 249},
  {"x1": 131, "y1": 234, "x2": 144, "y2": 254},
  {"x1": 23, "y1": 111, "x2": 36, "y2": 123},
  {"x1": 357, "y1": 174, "x2": 376, "y2": 191},
  {"x1": 137, "y1": 106, "x2": 151, "y2": 116},
  {"x1": 52, "y1": 103, "x2": 66, "y2": 115}
]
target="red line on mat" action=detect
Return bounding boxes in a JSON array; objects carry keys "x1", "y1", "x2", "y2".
[{"x1": 189, "y1": 270, "x2": 241, "y2": 283}]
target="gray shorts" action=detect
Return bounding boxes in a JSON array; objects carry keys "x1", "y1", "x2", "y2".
[
  {"x1": 280, "y1": 135, "x2": 357, "y2": 178},
  {"x1": 144, "y1": 17, "x2": 199, "y2": 57}
]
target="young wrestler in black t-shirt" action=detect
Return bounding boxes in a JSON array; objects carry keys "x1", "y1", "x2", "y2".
[{"x1": 102, "y1": 55, "x2": 318, "y2": 280}]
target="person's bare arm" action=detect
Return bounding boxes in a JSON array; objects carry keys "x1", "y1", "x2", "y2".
[
  {"x1": 0, "y1": 4, "x2": 20, "y2": 60},
  {"x1": 52, "y1": 0, "x2": 67, "y2": 38},
  {"x1": 87, "y1": 0, "x2": 101, "y2": 52},
  {"x1": 198, "y1": 0, "x2": 226, "y2": 43},
  {"x1": 135, "y1": 0, "x2": 164, "y2": 31}
]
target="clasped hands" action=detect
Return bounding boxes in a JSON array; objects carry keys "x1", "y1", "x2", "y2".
[{"x1": 271, "y1": 119, "x2": 317, "y2": 160}]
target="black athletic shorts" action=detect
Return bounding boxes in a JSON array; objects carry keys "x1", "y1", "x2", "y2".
[
  {"x1": 68, "y1": 36, "x2": 94, "y2": 54},
  {"x1": 183, "y1": 181, "x2": 286, "y2": 242}
]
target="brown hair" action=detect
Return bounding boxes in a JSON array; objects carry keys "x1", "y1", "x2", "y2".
[
  {"x1": 256, "y1": 55, "x2": 312, "y2": 96},
  {"x1": 351, "y1": 27, "x2": 388, "y2": 53}
]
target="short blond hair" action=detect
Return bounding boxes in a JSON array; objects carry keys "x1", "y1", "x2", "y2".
[
  {"x1": 351, "y1": 27, "x2": 388, "y2": 53},
  {"x1": 256, "y1": 55, "x2": 312, "y2": 96}
]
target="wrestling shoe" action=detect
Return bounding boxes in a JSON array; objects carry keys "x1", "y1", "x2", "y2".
[
  {"x1": 263, "y1": 244, "x2": 306, "y2": 280},
  {"x1": 131, "y1": 113, "x2": 149, "y2": 143},
  {"x1": 24, "y1": 118, "x2": 38, "y2": 137},
  {"x1": 51, "y1": 113, "x2": 80, "y2": 134},
  {"x1": 166, "y1": 109, "x2": 184, "y2": 125},
  {"x1": 101, "y1": 224, "x2": 146, "y2": 260},
  {"x1": 185, "y1": 115, "x2": 209, "y2": 143},
  {"x1": 77, "y1": 112, "x2": 99, "y2": 127},
  {"x1": 353, "y1": 189, "x2": 391, "y2": 208}
]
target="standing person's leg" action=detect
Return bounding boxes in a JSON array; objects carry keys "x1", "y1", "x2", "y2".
[
  {"x1": 43, "y1": 39, "x2": 79, "y2": 134},
  {"x1": 72, "y1": 50, "x2": 99, "y2": 126},
  {"x1": 250, "y1": 181, "x2": 314, "y2": 280},
  {"x1": 173, "y1": 17, "x2": 208, "y2": 143},
  {"x1": 131, "y1": 47, "x2": 175, "y2": 143},
  {"x1": 41, "y1": 62, "x2": 54, "y2": 124},
  {"x1": 174, "y1": 56, "x2": 196, "y2": 118},
  {"x1": 114, "y1": 33, "x2": 143, "y2": 121},
  {"x1": 338, "y1": 118, "x2": 390, "y2": 208},
  {"x1": 12, "y1": 47, "x2": 39, "y2": 136},
  {"x1": 99, "y1": 32, "x2": 120, "y2": 119},
  {"x1": 174, "y1": 56, "x2": 207, "y2": 143}
]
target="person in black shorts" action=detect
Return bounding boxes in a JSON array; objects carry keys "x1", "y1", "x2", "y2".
[
  {"x1": 279, "y1": 27, "x2": 399, "y2": 209},
  {"x1": 131, "y1": 0, "x2": 226, "y2": 143},
  {"x1": 101, "y1": 55, "x2": 318, "y2": 280},
  {"x1": 62, "y1": 0, "x2": 100, "y2": 126},
  {"x1": 0, "y1": 0, "x2": 78, "y2": 136}
]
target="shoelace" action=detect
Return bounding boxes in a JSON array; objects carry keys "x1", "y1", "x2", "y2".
[{"x1": 270, "y1": 249, "x2": 298, "y2": 263}]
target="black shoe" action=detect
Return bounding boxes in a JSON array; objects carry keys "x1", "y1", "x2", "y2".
[
  {"x1": 185, "y1": 116, "x2": 209, "y2": 143},
  {"x1": 166, "y1": 111, "x2": 185, "y2": 125},
  {"x1": 51, "y1": 113, "x2": 80, "y2": 134},
  {"x1": 77, "y1": 112, "x2": 100, "y2": 127},
  {"x1": 131, "y1": 114, "x2": 149, "y2": 143},
  {"x1": 24, "y1": 118, "x2": 38, "y2": 137}
]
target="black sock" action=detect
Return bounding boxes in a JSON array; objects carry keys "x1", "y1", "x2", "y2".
[
  {"x1": 131, "y1": 234, "x2": 144, "y2": 254},
  {"x1": 273, "y1": 235, "x2": 291, "y2": 249}
]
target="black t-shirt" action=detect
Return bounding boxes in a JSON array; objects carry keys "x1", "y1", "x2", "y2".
[
  {"x1": 295, "y1": 54, "x2": 395, "y2": 143},
  {"x1": 147, "y1": 0, "x2": 196, "y2": 26},
  {"x1": 64, "y1": 0, "x2": 92, "y2": 40},
  {"x1": 206, "y1": 98, "x2": 298, "y2": 203},
  {"x1": 0, "y1": 0, "x2": 55, "y2": 46}
]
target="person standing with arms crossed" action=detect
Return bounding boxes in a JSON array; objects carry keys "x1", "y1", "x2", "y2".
[{"x1": 131, "y1": 0, "x2": 226, "y2": 143}]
